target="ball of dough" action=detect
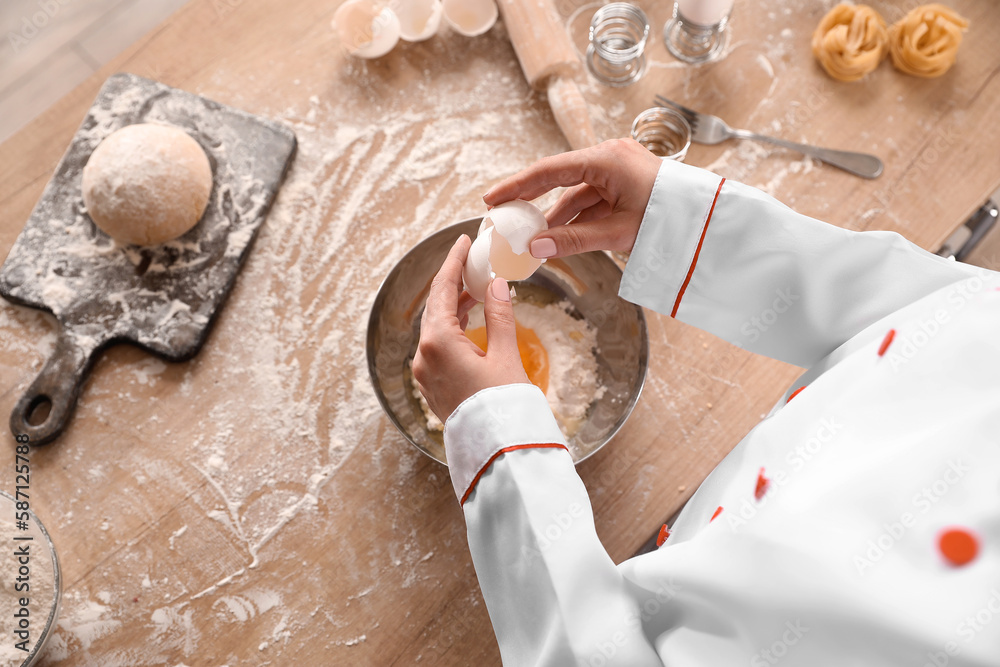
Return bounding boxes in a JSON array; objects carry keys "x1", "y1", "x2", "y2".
[
  {"x1": 811, "y1": 4, "x2": 888, "y2": 82},
  {"x1": 888, "y1": 4, "x2": 968, "y2": 78},
  {"x1": 81, "y1": 123, "x2": 213, "y2": 246}
]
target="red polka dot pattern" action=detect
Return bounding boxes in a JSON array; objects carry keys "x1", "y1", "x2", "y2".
[{"x1": 939, "y1": 528, "x2": 978, "y2": 566}]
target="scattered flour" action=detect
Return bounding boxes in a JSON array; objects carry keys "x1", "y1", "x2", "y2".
[
  {"x1": 59, "y1": 599, "x2": 120, "y2": 651},
  {"x1": 2, "y1": 21, "x2": 572, "y2": 664},
  {"x1": 0, "y1": 0, "x2": 840, "y2": 659}
]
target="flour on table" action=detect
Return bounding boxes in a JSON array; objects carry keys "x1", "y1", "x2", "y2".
[{"x1": 2, "y1": 22, "x2": 571, "y2": 665}]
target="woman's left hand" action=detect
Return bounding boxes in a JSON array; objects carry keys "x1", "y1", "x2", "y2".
[{"x1": 413, "y1": 234, "x2": 530, "y2": 423}]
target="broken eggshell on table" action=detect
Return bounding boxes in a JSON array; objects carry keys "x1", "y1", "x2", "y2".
[
  {"x1": 396, "y1": 0, "x2": 444, "y2": 41},
  {"x1": 463, "y1": 200, "x2": 548, "y2": 302},
  {"x1": 441, "y1": 0, "x2": 499, "y2": 37},
  {"x1": 332, "y1": 0, "x2": 445, "y2": 58}
]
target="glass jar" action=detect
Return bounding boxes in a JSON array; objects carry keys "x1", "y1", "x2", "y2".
[
  {"x1": 586, "y1": 3, "x2": 650, "y2": 87},
  {"x1": 631, "y1": 107, "x2": 692, "y2": 161}
]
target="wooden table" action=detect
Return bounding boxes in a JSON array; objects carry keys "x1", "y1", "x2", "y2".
[{"x1": 1, "y1": 0, "x2": 998, "y2": 664}]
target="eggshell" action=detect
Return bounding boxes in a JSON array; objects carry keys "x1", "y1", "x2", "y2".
[
  {"x1": 441, "y1": 0, "x2": 498, "y2": 37},
  {"x1": 397, "y1": 0, "x2": 443, "y2": 42},
  {"x1": 487, "y1": 200, "x2": 548, "y2": 253},
  {"x1": 332, "y1": 0, "x2": 401, "y2": 59},
  {"x1": 462, "y1": 200, "x2": 548, "y2": 302},
  {"x1": 463, "y1": 232, "x2": 494, "y2": 302},
  {"x1": 488, "y1": 230, "x2": 541, "y2": 280}
]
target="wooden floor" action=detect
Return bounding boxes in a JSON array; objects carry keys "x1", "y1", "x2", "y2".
[{"x1": 0, "y1": 0, "x2": 189, "y2": 143}]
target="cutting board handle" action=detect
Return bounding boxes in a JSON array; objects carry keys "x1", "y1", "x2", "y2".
[{"x1": 10, "y1": 332, "x2": 96, "y2": 446}]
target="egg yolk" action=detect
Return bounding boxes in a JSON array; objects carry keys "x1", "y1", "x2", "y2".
[{"x1": 465, "y1": 323, "x2": 549, "y2": 394}]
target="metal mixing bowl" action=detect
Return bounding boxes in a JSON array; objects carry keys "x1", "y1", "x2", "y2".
[{"x1": 366, "y1": 218, "x2": 648, "y2": 464}]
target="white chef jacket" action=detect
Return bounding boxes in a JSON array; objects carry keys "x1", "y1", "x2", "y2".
[{"x1": 443, "y1": 158, "x2": 1000, "y2": 666}]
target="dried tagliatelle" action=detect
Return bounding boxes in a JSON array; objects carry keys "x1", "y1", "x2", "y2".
[
  {"x1": 811, "y1": 4, "x2": 888, "y2": 82},
  {"x1": 888, "y1": 4, "x2": 969, "y2": 78}
]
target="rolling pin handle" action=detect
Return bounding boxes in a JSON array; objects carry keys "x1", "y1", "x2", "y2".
[
  {"x1": 547, "y1": 77, "x2": 599, "y2": 150},
  {"x1": 10, "y1": 332, "x2": 96, "y2": 446}
]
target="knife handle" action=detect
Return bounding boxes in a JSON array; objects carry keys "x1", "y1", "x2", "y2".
[
  {"x1": 735, "y1": 130, "x2": 884, "y2": 179},
  {"x1": 10, "y1": 331, "x2": 97, "y2": 446}
]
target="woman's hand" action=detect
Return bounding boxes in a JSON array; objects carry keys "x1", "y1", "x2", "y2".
[
  {"x1": 483, "y1": 138, "x2": 662, "y2": 259},
  {"x1": 413, "y1": 234, "x2": 530, "y2": 423}
]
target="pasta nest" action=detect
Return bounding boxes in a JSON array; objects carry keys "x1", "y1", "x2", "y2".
[
  {"x1": 811, "y1": 4, "x2": 888, "y2": 82},
  {"x1": 888, "y1": 4, "x2": 969, "y2": 78}
]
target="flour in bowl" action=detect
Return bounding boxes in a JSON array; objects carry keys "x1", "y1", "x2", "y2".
[
  {"x1": 413, "y1": 298, "x2": 605, "y2": 453},
  {"x1": 0, "y1": 512, "x2": 56, "y2": 667}
]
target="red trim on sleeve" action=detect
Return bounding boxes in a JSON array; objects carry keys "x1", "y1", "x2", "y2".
[
  {"x1": 786, "y1": 386, "x2": 806, "y2": 403},
  {"x1": 754, "y1": 467, "x2": 770, "y2": 500},
  {"x1": 459, "y1": 443, "x2": 569, "y2": 506},
  {"x1": 878, "y1": 329, "x2": 896, "y2": 357},
  {"x1": 671, "y1": 177, "x2": 726, "y2": 318}
]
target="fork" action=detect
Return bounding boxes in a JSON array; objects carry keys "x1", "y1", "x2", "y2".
[{"x1": 654, "y1": 95, "x2": 884, "y2": 179}]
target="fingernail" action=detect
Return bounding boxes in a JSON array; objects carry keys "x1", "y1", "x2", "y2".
[
  {"x1": 491, "y1": 277, "x2": 510, "y2": 302},
  {"x1": 482, "y1": 190, "x2": 492, "y2": 200},
  {"x1": 530, "y1": 237, "x2": 557, "y2": 259}
]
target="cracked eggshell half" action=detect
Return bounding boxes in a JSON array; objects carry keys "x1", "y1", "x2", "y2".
[
  {"x1": 332, "y1": 0, "x2": 401, "y2": 59},
  {"x1": 462, "y1": 200, "x2": 548, "y2": 301},
  {"x1": 442, "y1": 0, "x2": 498, "y2": 37},
  {"x1": 397, "y1": 0, "x2": 443, "y2": 42}
]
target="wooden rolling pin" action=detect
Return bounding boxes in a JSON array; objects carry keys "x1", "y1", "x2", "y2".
[{"x1": 496, "y1": 0, "x2": 598, "y2": 150}]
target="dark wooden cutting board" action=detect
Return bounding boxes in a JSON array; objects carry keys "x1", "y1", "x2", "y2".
[{"x1": 0, "y1": 73, "x2": 297, "y2": 445}]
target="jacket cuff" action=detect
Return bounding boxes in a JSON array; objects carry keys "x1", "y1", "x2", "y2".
[
  {"x1": 443, "y1": 383, "x2": 568, "y2": 505},
  {"x1": 619, "y1": 159, "x2": 726, "y2": 317}
]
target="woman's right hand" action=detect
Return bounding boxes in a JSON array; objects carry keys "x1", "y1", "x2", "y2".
[{"x1": 483, "y1": 139, "x2": 663, "y2": 259}]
